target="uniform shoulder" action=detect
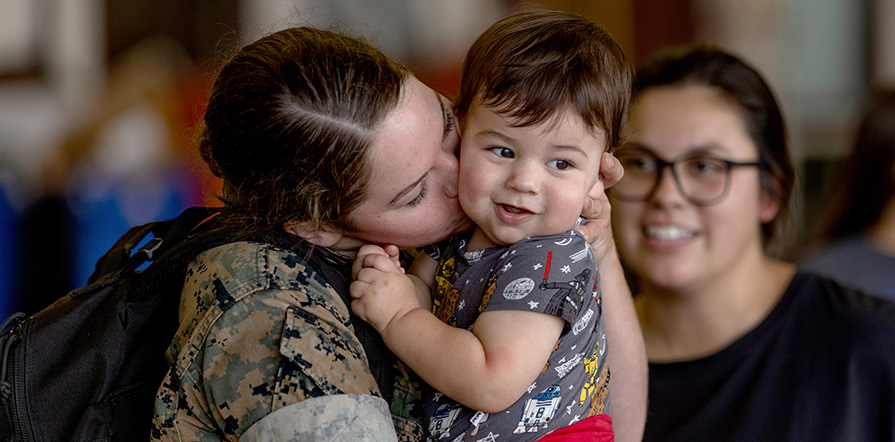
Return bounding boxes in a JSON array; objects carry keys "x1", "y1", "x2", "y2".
[{"x1": 193, "y1": 241, "x2": 331, "y2": 292}]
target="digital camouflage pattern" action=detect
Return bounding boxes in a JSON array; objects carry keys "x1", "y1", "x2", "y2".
[
  {"x1": 151, "y1": 241, "x2": 423, "y2": 441},
  {"x1": 239, "y1": 394, "x2": 397, "y2": 441}
]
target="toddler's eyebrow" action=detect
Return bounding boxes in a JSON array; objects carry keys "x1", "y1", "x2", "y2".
[
  {"x1": 475, "y1": 129, "x2": 514, "y2": 143},
  {"x1": 551, "y1": 143, "x2": 589, "y2": 155}
]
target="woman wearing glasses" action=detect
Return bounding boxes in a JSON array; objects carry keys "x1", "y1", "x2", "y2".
[{"x1": 609, "y1": 45, "x2": 895, "y2": 441}]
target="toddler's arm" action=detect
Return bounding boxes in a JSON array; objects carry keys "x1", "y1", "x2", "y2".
[
  {"x1": 363, "y1": 299, "x2": 562, "y2": 412},
  {"x1": 351, "y1": 246, "x2": 563, "y2": 413}
]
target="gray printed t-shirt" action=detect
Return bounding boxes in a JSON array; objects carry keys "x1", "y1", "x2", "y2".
[{"x1": 423, "y1": 229, "x2": 610, "y2": 441}]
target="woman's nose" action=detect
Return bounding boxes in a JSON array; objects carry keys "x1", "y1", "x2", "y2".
[{"x1": 651, "y1": 167, "x2": 685, "y2": 205}]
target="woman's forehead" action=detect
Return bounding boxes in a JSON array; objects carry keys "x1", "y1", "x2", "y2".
[
  {"x1": 365, "y1": 77, "x2": 443, "y2": 202},
  {"x1": 629, "y1": 86, "x2": 755, "y2": 156}
]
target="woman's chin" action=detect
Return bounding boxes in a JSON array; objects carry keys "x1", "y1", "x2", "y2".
[{"x1": 637, "y1": 262, "x2": 702, "y2": 293}]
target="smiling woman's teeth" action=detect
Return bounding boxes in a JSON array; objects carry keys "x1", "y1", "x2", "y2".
[{"x1": 646, "y1": 225, "x2": 694, "y2": 241}]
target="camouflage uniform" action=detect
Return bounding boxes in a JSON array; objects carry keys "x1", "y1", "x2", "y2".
[{"x1": 151, "y1": 241, "x2": 423, "y2": 441}]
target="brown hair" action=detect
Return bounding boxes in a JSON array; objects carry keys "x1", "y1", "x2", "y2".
[
  {"x1": 199, "y1": 27, "x2": 409, "y2": 236},
  {"x1": 809, "y1": 88, "x2": 895, "y2": 244},
  {"x1": 634, "y1": 45, "x2": 796, "y2": 259},
  {"x1": 453, "y1": 9, "x2": 633, "y2": 151}
]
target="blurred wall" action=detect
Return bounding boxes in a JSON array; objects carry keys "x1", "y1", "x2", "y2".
[
  {"x1": 870, "y1": 0, "x2": 895, "y2": 87},
  {"x1": 0, "y1": 0, "x2": 886, "y2": 312}
]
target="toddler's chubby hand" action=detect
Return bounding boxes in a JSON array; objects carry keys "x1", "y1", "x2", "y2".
[
  {"x1": 351, "y1": 244, "x2": 404, "y2": 279},
  {"x1": 350, "y1": 244, "x2": 418, "y2": 333}
]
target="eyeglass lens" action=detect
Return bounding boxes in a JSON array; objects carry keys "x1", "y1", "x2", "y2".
[{"x1": 611, "y1": 150, "x2": 734, "y2": 205}]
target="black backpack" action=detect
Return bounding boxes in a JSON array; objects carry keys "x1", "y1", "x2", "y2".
[
  {"x1": 0, "y1": 206, "x2": 226, "y2": 441},
  {"x1": 0, "y1": 206, "x2": 394, "y2": 441}
]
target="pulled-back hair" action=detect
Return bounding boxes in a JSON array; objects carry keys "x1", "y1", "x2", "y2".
[
  {"x1": 453, "y1": 9, "x2": 633, "y2": 151},
  {"x1": 199, "y1": 27, "x2": 409, "y2": 236},
  {"x1": 635, "y1": 45, "x2": 796, "y2": 258}
]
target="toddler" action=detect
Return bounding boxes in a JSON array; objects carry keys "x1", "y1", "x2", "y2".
[{"x1": 350, "y1": 9, "x2": 632, "y2": 441}]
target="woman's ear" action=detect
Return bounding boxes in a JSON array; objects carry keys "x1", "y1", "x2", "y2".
[
  {"x1": 283, "y1": 221, "x2": 344, "y2": 247},
  {"x1": 759, "y1": 176, "x2": 783, "y2": 223},
  {"x1": 759, "y1": 196, "x2": 780, "y2": 223}
]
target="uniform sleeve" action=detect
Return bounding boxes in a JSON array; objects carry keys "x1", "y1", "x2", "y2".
[
  {"x1": 200, "y1": 287, "x2": 381, "y2": 439},
  {"x1": 483, "y1": 232, "x2": 598, "y2": 326},
  {"x1": 152, "y1": 242, "x2": 420, "y2": 441},
  {"x1": 238, "y1": 394, "x2": 398, "y2": 442}
]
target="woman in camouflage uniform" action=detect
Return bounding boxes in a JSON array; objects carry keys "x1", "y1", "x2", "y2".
[{"x1": 150, "y1": 26, "x2": 643, "y2": 441}]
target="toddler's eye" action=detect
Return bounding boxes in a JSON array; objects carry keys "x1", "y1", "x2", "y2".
[
  {"x1": 548, "y1": 159, "x2": 571, "y2": 170},
  {"x1": 489, "y1": 147, "x2": 514, "y2": 158}
]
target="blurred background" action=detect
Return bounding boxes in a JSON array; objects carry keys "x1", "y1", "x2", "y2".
[{"x1": 0, "y1": 0, "x2": 891, "y2": 317}]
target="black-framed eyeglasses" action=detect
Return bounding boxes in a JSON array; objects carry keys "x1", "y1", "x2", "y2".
[{"x1": 608, "y1": 147, "x2": 764, "y2": 206}]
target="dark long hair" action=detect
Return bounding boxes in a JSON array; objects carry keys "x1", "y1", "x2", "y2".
[{"x1": 809, "y1": 89, "x2": 895, "y2": 243}]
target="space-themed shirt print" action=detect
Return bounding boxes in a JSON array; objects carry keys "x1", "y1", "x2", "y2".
[{"x1": 423, "y1": 229, "x2": 610, "y2": 441}]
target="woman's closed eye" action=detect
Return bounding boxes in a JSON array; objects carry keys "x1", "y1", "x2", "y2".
[
  {"x1": 407, "y1": 180, "x2": 429, "y2": 207},
  {"x1": 443, "y1": 111, "x2": 456, "y2": 140}
]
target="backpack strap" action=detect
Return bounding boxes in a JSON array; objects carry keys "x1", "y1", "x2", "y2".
[
  {"x1": 121, "y1": 213, "x2": 399, "y2": 404},
  {"x1": 307, "y1": 248, "x2": 398, "y2": 404},
  {"x1": 87, "y1": 207, "x2": 218, "y2": 284},
  {"x1": 132, "y1": 207, "x2": 219, "y2": 263}
]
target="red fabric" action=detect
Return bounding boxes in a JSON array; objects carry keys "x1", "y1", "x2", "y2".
[{"x1": 535, "y1": 414, "x2": 614, "y2": 442}]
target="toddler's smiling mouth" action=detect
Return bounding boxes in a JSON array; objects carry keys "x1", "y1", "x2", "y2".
[
  {"x1": 500, "y1": 204, "x2": 533, "y2": 215},
  {"x1": 496, "y1": 203, "x2": 536, "y2": 224}
]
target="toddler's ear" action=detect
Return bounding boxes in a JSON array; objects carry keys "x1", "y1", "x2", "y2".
[{"x1": 283, "y1": 221, "x2": 344, "y2": 247}]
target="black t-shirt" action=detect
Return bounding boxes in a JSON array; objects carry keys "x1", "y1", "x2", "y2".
[{"x1": 644, "y1": 271, "x2": 895, "y2": 442}]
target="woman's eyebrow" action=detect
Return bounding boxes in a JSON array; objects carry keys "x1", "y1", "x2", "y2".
[
  {"x1": 622, "y1": 142, "x2": 723, "y2": 154},
  {"x1": 390, "y1": 172, "x2": 428, "y2": 206},
  {"x1": 620, "y1": 141, "x2": 650, "y2": 151}
]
